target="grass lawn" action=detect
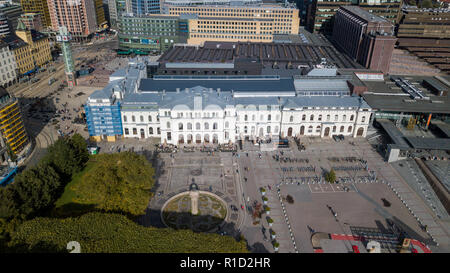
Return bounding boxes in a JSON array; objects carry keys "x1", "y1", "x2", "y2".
[{"x1": 53, "y1": 160, "x2": 96, "y2": 215}]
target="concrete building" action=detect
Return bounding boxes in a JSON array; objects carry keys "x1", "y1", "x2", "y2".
[
  {"x1": 118, "y1": 3, "x2": 300, "y2": 52},
  {"x1": 19, "y1": 13, "x2": 43, "y2": 31},
  {"x1": 0, "y1": 40, "x2": 17, "y2": 87},
  {"x1": 162, "y1": 0, "x2": 262, "y2": 6},
  {"x1": 0, "y1": 20, "x2": 51, "y2": 75},
  {"x1": 332, "y1": 5, "x2": 396, "y2": 74},
  {"x1": 166, "y1": 3, "x2": 300, "y2": 44},
  {"x1": 47, "y1": 0, "x2": 98, "y2": 40},
  {"x1": 0, "y1": 87, "x2": 29, "y2": 154},
  {"x1": 396, "y1": 7, "x2": 450, "y2": 73},
  {"x1": 118, "y1": 14, "x2": 189, "y2": 54},
  {"x1": 20, "y1": 0, "x2": 51, "y2": 27},
  {"x1": 85, "y1": 58, "x2": 373, "y2": 144}
]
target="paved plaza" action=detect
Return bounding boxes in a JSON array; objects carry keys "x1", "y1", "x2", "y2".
[{"x1": 94, "y1": 136, "x2": 448, "y2": 253}]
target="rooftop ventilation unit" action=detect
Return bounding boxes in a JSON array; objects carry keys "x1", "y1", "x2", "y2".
[{"x1": 392, "y1": 77, "x2": 430, "y2": 100}]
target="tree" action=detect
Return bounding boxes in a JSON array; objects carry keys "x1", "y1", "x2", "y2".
[
  {"x1": 68, "y1": 133, "x2": 89, "y2": 168},
  {"x1": 42, "y1": 138, "x2": 78, "y2": 179},
  {"x1": 7, "y1": 212, "x2": 249, "y2": 253},
  {"x1": 286, "y1": 195, "x2": 294, "y2": 204},
  {"x1": 10, "y1": 163, "x2": 60, "y2": 219},
  {"x1": 325, "y1": 169, "x2": 336, "y2": 183},
  {"x1": 0, "y1": 187, "x2": 19, "y2": 220},
  {"x1": 420, "y1": 0, "x2": 433, "y2": 8},
  {"x1": 70, "y1": 152, "x2": 155, "y2": 217}
]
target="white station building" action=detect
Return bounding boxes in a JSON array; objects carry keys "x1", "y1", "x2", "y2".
[{"x1": 85, "y1": 59, "x2": 373, "y2": 144}]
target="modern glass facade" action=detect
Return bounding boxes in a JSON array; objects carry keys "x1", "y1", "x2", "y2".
[{"x1": 131, "y1": 0, "x2": 160, "y2": 15}]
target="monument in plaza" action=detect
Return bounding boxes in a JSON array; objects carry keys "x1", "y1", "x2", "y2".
[
  {"x1": 161, "y1": 182, "x2": 228, "y2": 232},
  {"x1": 189, "y1": 183, "x2": 200, "y2": 215}
]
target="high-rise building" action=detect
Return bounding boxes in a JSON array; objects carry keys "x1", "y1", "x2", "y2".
[
  {"x1": 20, "y1": 0, "x2": 51, "y2": 27},
  {"x1": 47, "y1": 0, "x2": 98, "y2": 40},
  {"x1": 0, "y1": 20, "x2": 51, "y2": 74},
  {"x1": 131, "y1": 0, "x2": 159, "y2": 15},
  {"x1": 0, "y1": 40, "x2": 17, "y2": 87},
  {"x1": 307, "y1": 0, "x2": 402, "y2": 34},
  {"x1": 307, "y1": 0, "x2": 351, "y2": 34},
  {"x1": 108, "y1": 0, "x2": 128, "y2": 28},
  {"x1": 94, "y1": 0, "x2": 107, "y2": 27},
  {"x1": 0, "y1": 12, "x2": 10, "y2": 36},
  {"x1": 0, "y1": 87, "x2": 29, "y2": 154},
  {"x1": 332, "y1": 5, "x2": 396, "y2": 73},
  {"x1": 19, "y1": 13, "x2": 43, "y2": 31}
]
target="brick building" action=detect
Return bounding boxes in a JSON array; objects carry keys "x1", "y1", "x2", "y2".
[{"x1": 332, "y1": 5, "x2": 396, "y2": 74}]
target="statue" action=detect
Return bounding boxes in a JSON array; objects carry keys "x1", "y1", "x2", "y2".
[{"x1": 189, "y1": 182, "x2": 200, "y2": 215}]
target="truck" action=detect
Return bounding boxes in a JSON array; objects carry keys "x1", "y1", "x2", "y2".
[{"x1": 48, "y1": 77, "x2": 56, "y2": 85}]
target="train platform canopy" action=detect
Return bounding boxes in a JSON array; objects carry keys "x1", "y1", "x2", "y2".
[
  {"x1": 405, "y1": 137, "x2": 450, "y2": 151},
  {"x1": 377, "y1": 119, "x2": 410, "y2": 149}
]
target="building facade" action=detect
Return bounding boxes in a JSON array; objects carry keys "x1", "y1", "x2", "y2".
[
  {"x1": 86, "y1": 59, "x2": 372, "y2": 144},
  {"x1": 0, "y1": 12, "x2": 9, "y2": 36},
  {"x1": 19, "y1": 13, "x2": 43, "y2": 31},
  {"x1": 20, "y1": 0, "x2": 51, "y2": 27},
  {"x1": 396, "y1": 7, "x2": 450, "y2": 72},
  {"x1": 0, "y1": 87, "x2": 29, "y2": 154},
  {"x1": 332, "y1": 6, "x2": 396, "y2": 74},
  {"x1": 118, "y1": 14, "x2": 189, "y2": 53},
  {"x1": 166, "y1": 4, "x2": 300, "y2": 40},
  {"x1": 0, "y1": 20, "x2": 52, "y2": 75},
  {"x1": 131, "y1": 0, "x2": 160, "y2": 15},
  {"x1": 47, "y1": 0, "x2": 98, "y2": 39},
  {"x1": 307, "y1": 0, "x2": 402, "y2": 34},
  {"x1": 0, "y1": 40, "x2": 17, "y2": 87}
]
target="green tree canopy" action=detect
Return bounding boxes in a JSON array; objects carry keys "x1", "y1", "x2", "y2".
[
  {"x1": 70, "y1": 152, "x2": 155, "y2": 217},
  {"x1": 7, "y1": 212, "x2": 249, "y2": 253}
]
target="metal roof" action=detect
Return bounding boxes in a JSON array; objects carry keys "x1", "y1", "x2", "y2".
[{"x1": 405, "y1": 137, "x2": 450, "y2": 151}]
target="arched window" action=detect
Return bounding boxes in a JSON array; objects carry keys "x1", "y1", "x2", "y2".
[
  {"x1": 334, "y1": 115, "x2": 338, "y2": 121},
  {"x1": 350, "y1": 115, "x2": 354, "y2": 121},
  {"x1": 132, "y1": 115, "x2": 136, "y2": 122},
  {"x1": 302, "y1": 114, "x2": 306, "y2": 121},
  {"x1": 316, "y1": 125, "x2": 321, "y2": 133},
  {"x1": 213, "y1": 122, "x2": 218, "y2": 130},
  {"x1": 362, "y1": 116, "x2": 366, "y2": 123},
  {"x1": 140, "y1": 116, "x2": 144, "y2": 122},
  {"x1": 290, "y1": 116, "x2": 294, "y2": 122},
  {"x1": 178, "y1": 123, "x2": 183, "y2": 130},
  {"x1": 125, "y1": 128, "x2": 129, "y2": 135},
  {"x1": 244, "y1": 126, "x2": 248, "y2": 133},
  {"x1": 310, "y1": 115, "x2": 314, "y2": 121},
  {"x1": 327, "y1": 115, "x2": 330, "y2": 121},
  {"x1": 187, "y1": 123, "x2": 192, "y2": 130},
  {"x1": 340, "y1": 126, "x2": 344, "y2": 133},
  {"x1": 274, "y1": 126, "x2": 279, "y2": 133},
  {"x1": 133, "y1": 128, "x2": 137, "y2": 134},
  {"x1": 123, "y1": 115, "x2": 127, "y2": 122},
  {"x1": 148, "y1": 115, "x2": 152, "y2": 122},
  {"x1": 196, "y1": 122, "x2": 201, "y2": 130},
  {"x1": 166, "y1": 122, "x2": 170, "y2": 129},
  {"x1": 267, "y1": 126, "x2": 271, "y2": 134},
  {"x1": 204, "y1": 122, "x2": 209, "y2": 130},
  {"x1": 252, "y1": 115, "x2": 255, "y2": 121},
  {"x1": 149, "y1": 127, "x2": 153, "y2": 135},
  {"x1": 348, "y1": 126, "x2": 352, "y2": 133},
  {"x1": 244, "y1": 114, "x2": 248, "y2": 121},
  {"x1": 343, "y1": 115, "x2": 347, "y2": 122},
  {"x1": 318, "y1": 115, "x2": 322, "y2": 121},
  {"x1": 332, "y1": 126, "x2": 336, "y2": 132},
  {"x1": 268, "y1": 114, "x2": 271, "y2": 121},
  {"x1": 308, "y1": 126, "x2": 313, "y2": 133},
  {"x1": 225, "y1": 121, "x2": 229, "y2": 129}
]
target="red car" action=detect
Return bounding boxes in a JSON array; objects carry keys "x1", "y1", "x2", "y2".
[{"x1": 352, "y1": 245, "x2": 360, "y2": 253}]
